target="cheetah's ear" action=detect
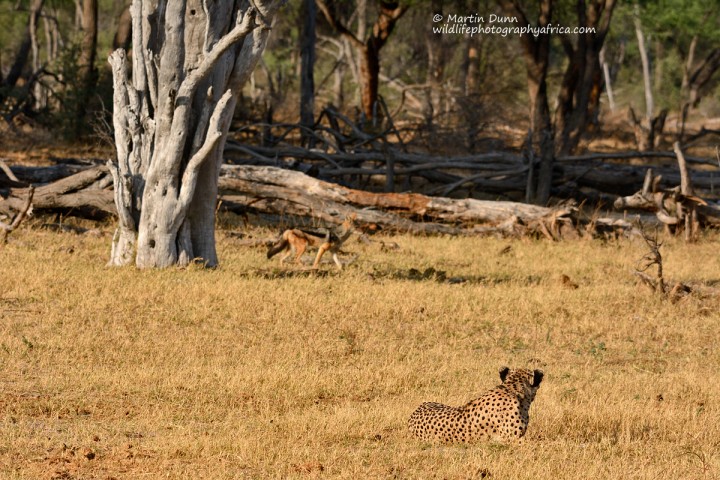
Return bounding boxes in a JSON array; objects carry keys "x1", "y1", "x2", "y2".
[
  {"x1": 532, "y1": 369, "x2": 544, "y2": 387},
  {"x1": 499, "y1": 366, "x2": 510, "y2": 382}
]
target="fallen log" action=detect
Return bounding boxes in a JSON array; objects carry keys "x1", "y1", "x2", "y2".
[
  {"x1": 0, "y1": 165, "x2": 115, "y2": 219},
  {"x1": 614, "y1": 168, "x2": 720, "y2": 227},
  {"x1": 6, "y1": 163, "x2": 93, "y2": 184},
  {"x1": 1, "y1": 162, "x2": 597, "y2": 237},
  {"x1": 0, "y1": 161, "x2": 648, "y2": 238},
  {"x1": 219, "y1": 165, "x2": 555, "y2": 232}
]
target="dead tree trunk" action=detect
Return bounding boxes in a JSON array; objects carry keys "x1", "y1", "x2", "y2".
[
  {"x1": 673, "y1": 142, "x2": 699, "y2": 242},
  {"x1": 108, "y1": 0, "x2": 283, "y2": 268},
  {"x1": 219, "y1": 165, "x2": 567, "y2": 235}
]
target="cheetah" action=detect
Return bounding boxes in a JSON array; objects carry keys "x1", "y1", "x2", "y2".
[{"x1": 408, "y1": 366, "x2": 544, "y2": 443}]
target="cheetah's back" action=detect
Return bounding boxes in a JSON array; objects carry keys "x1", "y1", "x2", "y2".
[{"x1": 408, "y1": 401, "x2": 489, "y2": 443}]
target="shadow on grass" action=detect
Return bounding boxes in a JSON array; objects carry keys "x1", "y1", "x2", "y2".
[
  {"x1": 240, "y1": 266, "x2": 544, "y2": 285},
  {"x1": 242, "y1": 268, "x2": 336, "y2": 279},
  {"x1": 369, "y1": 267, "x2": 541, "y2": 286}
]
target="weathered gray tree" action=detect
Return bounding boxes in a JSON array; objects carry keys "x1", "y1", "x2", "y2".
[{"x1": 108, "y1": 0, "x2": 283, "y2": 268}]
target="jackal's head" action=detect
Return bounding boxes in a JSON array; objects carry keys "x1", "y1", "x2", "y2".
[
  {"x1": 340, "y1": 213, "x2": 356, "y2": 231},
  {"x1": 333, "y1": 213, "x2": 356, "y2": 242}
]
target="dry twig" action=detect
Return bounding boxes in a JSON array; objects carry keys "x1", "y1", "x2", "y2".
[
  {"x1": 634, "y1": 223, "x2": 665, "y2": 293},
  {"x1": 0, "y1": 185, "x2": 34, "y2": 244}
]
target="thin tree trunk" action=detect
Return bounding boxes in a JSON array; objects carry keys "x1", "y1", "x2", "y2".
[
  {"x1": 333, "y1": 58, "x2": 345, "y2": 108},
  {"x1": 358, "y1": 45, "x2": 380, "y2": 121},
  {"x1": 299, "y1": 0, "x2": 316, "y2": 141},
  {"x1": 599, "y1": 45, "x2": 615, "y2": 112},
  {"x1": 2, "y1": 0, "x2": 44, "y2": 92},
  {"x1": 634, "y1": 12, "x2": 653, "y2": 122},
  {"x1": 677, "y1": 35, "x2": 697, "y2": 141},
  {"x1": 113, "y1": 5, "x2": 132, "y2": 51},
  {"x1": 464, "y1": 34, "x2": 480, "y2": 97},
  {"x1": 316, "y1": 0, "x2": 407, "y2": 123},
  {"x1": 424, "y1": 0, "x2": 444, "y2": 129},
  {"x1": 499, "y1": 0, "x2": 554, "y2": 204},
  {"x1": 76, "y1": 0, "x2": 98, "y2": 137},
  {"x1": 462, "y1": 32, "x2": 481, "y2": 152},
  {"x1": 529, "y1": 77, "x2": 554, "y2": 204}
]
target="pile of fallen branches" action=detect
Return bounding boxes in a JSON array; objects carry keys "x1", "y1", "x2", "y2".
[
  {"x1": 0, "y1": 160, "x2": 636, "y2": 239},
  {"x1": 2, "y1": 119, "x2": 720, "y2": 240},
  {"x1": 614, "y1": 142, "x2": 720, "y2": 240},
  {"x1": 226, "y1": 109, "x2": 720, "y2": 204}
]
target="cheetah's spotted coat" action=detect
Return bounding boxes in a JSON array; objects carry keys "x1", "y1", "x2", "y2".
[{"x1": 408, "y1": 367, "x2": 544, "y2": 442}]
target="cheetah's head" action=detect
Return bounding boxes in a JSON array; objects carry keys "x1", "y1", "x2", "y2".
[{"x1": 499, "y1": 366, "x2": 543, "y2": 398}]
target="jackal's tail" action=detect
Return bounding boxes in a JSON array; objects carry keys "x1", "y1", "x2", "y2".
[{"x1": 267, "y1": 238, "x2": 289, "y2": 259}]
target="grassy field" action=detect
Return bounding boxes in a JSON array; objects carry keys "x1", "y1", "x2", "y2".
[{"x1": 1, "y1": 223, "x2": 720, "y2": 479}]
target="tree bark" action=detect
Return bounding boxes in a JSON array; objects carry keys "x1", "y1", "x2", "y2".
[
  {"x1": 299, "y1": 0, "x2": 316, "y2": 141},
  {"x1": 1, "y1": 0, "x2": 45, "y2": 95},
  {"x1": 317, "y1": 0, "x2": 407, "y2": 122},
  {"x1": 634, "y1": 11, "x2": 654, "y2": 122},
  {"x1": 554, "y1": 0, "x2": 617, "y2": 155},
  {"x1": 498, "y1": 0, "x2": 554, "y2": 205},
  {"x1": 113, "y1": 5, "x2": 132, "y2": 51},
  {"x1": 76, "y1": 0, "x2": 98, "y2": 137},
  {"x1": 108, "y1": 0, "x2": 283, "y2": 268}
]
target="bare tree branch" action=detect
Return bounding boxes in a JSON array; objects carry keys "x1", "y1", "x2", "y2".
[{"x1": 0, "y1": 185, "x2": 34, "y2": 245}]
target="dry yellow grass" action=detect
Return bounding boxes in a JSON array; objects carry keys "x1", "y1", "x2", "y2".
[{"x1": 1, "y1": 224, "x2": 720, "y2": 479}]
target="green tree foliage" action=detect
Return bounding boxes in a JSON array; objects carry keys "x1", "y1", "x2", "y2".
[{"x1": 0, "y1": 0, "x2": 719, "y2": 147}]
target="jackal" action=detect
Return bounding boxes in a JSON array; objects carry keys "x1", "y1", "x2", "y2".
[{"x1": 267, "y1": 215, "x2": 356, "y2": 270}]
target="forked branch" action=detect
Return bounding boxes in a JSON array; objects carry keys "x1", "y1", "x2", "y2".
[
  {"x1": 0, "y1": 185, "x2": 34, "y2": 245},
  {"x1": 633, "y1": 223, "x2": 692, "y2": 302},
  {"x1": 634, "y1": 223, "x2": 665, "y2": 293},
  {"x1": 171, "y1": 90, "x2": 234, "y2": 231}
]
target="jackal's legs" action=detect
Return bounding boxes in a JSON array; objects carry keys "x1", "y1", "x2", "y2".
[{"x1": 312, "y1": 242, "x2": 331, "y2": 269}]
